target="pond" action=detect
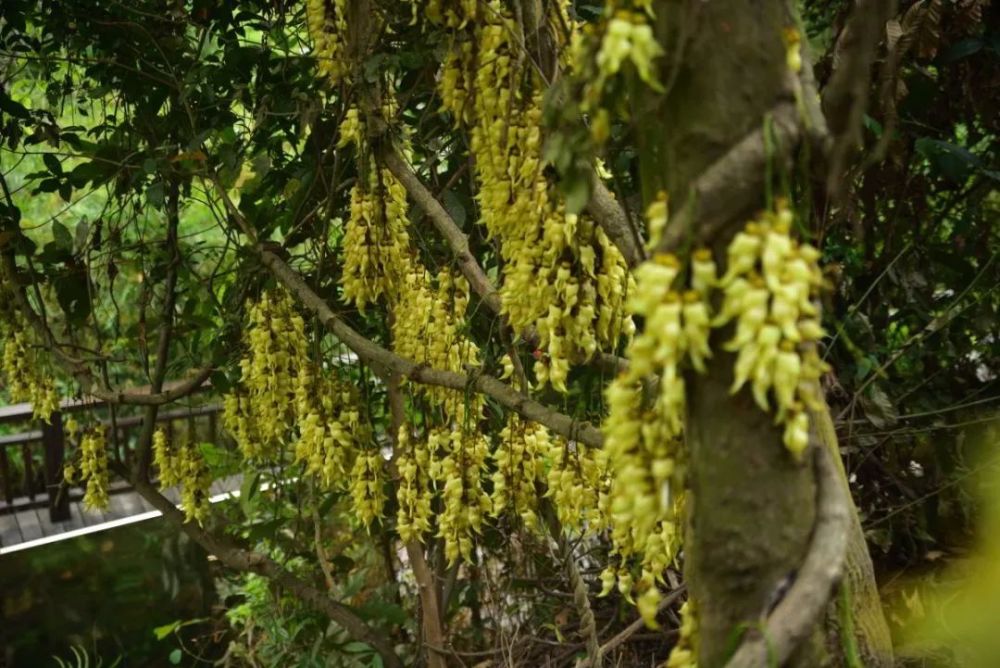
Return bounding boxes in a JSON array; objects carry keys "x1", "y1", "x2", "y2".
[{"x1": 1, "y1": 516, "x2": 222, "y2": 667}]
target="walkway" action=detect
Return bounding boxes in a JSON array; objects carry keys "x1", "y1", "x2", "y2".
[{"x1": 0, "y1": 475, "x2": 240, "y2": 554}]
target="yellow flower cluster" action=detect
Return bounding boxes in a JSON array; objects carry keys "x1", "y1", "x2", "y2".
[
  {"x1": 545, "y1": 436, "x2": 608, "y2": 534},
  {"x1": 395, "y1": 268, "x2": 483, "y2": 418},
  {"x1": 152, "y1": 428, "x2": 211, "y2": 525},
  {"x1": 305, "y1": 0, "x2": 348, "y2": 85},
  {"x1": 395, "y1": 424, "x2": 433, "y2": 543},
  {"x1": 429, "y1": 427, "x2": 491, "y2": 564},
  {"x1": 419, "y1": 0, "x2": 479, "y2": 28},
  {"x1": 293, "y1": 367, "x2": 365, "y2": 489},
  {"x1": 437, "y1": 4, "x2": 633, "y2": 392},
  {"x1": 713, "y1": 200, "x2": 828, "y2": 460},
  {"x1": 1, "y1": 319, "x2": 59, "y2": 422},
  {"x1": 333, "y1": 99, "x2": 483, "y2": 418},
  {"x1": 223, "y1": 290, "x2": 309, "y2": 460},
  {"x1": 340, "y1": 168, "x2": 413, "y2": 311},
  {"x1": 595, "y1": 10, "x2": 663, "y2": 91},
  {"x1": 490, "y1": 415, "x2": 549, "y2": 530},
  {"x1": 570, "y1": 1, "x2": 662, "y2": 145},
  {"x1": 665, "y1": 599, "x2": 699, "y2": 668},
  {"x1": 602, "y1": 252, "x2": 706, "y2": 601},
  {"x1": 350, "y1": 450, "x2": 386, "y2": 529},
  {"x1": 79, "y1": 428, "x2": 109, "y2": 510}
]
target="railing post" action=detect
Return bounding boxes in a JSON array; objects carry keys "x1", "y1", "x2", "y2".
[{"x1": 42, "y1": 410, "x2": 71, "y2": 522}]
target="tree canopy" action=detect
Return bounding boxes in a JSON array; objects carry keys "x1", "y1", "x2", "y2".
[{"x1": 0, "y1": 1, "x2": 997, "y2": 666}]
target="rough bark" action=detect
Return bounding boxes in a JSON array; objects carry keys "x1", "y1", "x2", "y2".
[
  {"x1": 812, "y1": 398, "x2": 894, "y2": 667},
  {"x1": 643, "y1": 1, "x2": 889, "y2": 665}
]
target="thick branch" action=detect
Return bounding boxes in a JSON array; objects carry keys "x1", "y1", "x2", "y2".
[
  {"x1": 724, "y1": 443, "x2": 850, "y2": 668},
  {"x1": 587, "y1": 171, "x2": 645, "y2": 268},
  {"x1": 126, "y1": 474, "x2": 404, "y2": 668},
  {"x1": 656, "y1": 103, "x2": 801, "y2": 256},
  {"x1": 258, "y1": 245, "x2": 603, "y2": 448},
  {"x1": 381, "y1": 147, "x2": 502, "y2": 314}
]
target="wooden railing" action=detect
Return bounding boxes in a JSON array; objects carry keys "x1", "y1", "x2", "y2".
[{"x1": 0, "y1": 386, "x2": 222, "y2": 522}]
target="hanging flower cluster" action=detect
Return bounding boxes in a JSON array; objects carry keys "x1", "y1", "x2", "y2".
[
  {"x1": 78, "y1": 428, "x2": 109, "y2": 510},
  {"x1": 340, "y1": 163, "x2": 413, "y2": 311},
  {"x1": 436, "y1": 2, "x2": 634, "y2": 392},
  {"x1": 713, "y1": 199, "x2": 828, "y2": 460},
  {"x1": 601, "y1": 245, "x2": 707, "y2": 611},
  {"x1": 305, "y1": 0, "x2": 349, "y2": 85},
  {"x1": 395, "y1": 424, "x2": 434, "y2": 543},
  {"x1": 0, "y1": 290, "x2": 59, "y2": 422},
  {"x1": 350, "y1": 449, "x2": 387, "y2": 529},
  {"x1": 294, "y1": 367, "x2": 366, "y2": 489},
  {"x1": 153, "y1": 428, "x2": 211, "y2": 524},
  {"x1": 392, "y1": 267, "x2": 483, "y2": 419},
  {"x1": 490, "y1": 415, "x2": 550, "y2": 530},
  {"x1": 594, "y1": 9, "x2": 664, "y2": 92},
  {"x1": 223, "y1": 288, "x2": 387, "y2": 527},
  {"x1": 429, "y1": 426, "x2": 491, "y2": 564},
  {"x1": 665, "y1": 599, "x2": 699, "y2": 668},
  {"x1": 545, "y1": 436, "x2": 608, "y2": 534},
  {"x1": 563, "y1": 0, "x2": 663, "y2": 148},
  {"x1": 223, "y1": 290, "x2": 309, "y2": 460}
]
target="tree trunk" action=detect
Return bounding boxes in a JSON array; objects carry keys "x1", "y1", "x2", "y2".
[{"x1": 641, "y1": 1, "x2": 892, "y2": 665}]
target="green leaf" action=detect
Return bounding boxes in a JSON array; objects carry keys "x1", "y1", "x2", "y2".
[
  {"x1": 75, "y1": 219, "x2": 90, "y2": 253},
  {"x1": 169, "y1": 649, "x2": 182, "y2": 665},
  {"x1": 53, "y1": 271, "x2": 92, "y2": 324},
  {"x1": 0, "y1": 90, "x2": 30, "y2": 119},
  {"x1": 939, "y1": 37, "x2": 983, "y2": 64},
  {"x1": 442, "y1": 189, "x2": 467, "y2": 228},
  {"x1": 58, "y1": 181, "x2": 73, "y2": 203},
  {"x1": 153, "y1": 621, "x2": 181, "y2": 640},
  {"x1": 563, "y1": 172, "x2": 592, "y2": 215},
  {"x1": 210, "y1": 369, "x2": 231, "y2": 393},
  {"x1": 37, "y1": 177, "x2": 60, "y2": 193},
  {"x1": 147, "y1": 181, "x2": 166, "y2": 208},
  {"x1": 358, "y1": 600, "x2": 408, "y2": 626},
  {"x1": 239, "y1": 471, "x2": 261, "y2": 518},
  {"x1": 43, "y1": 152, "x2": 63, "y2": 175},
  {"x1": 342, "y1": 641, "x2": 373, "y2": 654},
  {"x1": 915, "y1": 138, "x2": 980, "y2": 183},
  {"x1": 52, "y1": 221, "x2": 73, "y2": 250}
]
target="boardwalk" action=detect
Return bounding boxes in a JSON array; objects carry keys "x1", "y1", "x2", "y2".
[{"x1": 0, "y1": 475, "x2": 241, "y2": 554}]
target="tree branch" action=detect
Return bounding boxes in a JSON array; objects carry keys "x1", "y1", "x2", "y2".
[
  {"x1": 587, "y1": 170, "x2": 645, "y2": 269},
  {"x1": 724, "y1": 442, "x2": 850, "y2": 668},
  {"x1": 124, "y1": 472, "x2": 404, "y2": 668},
  {"x1": 206, "y1": 177, "x2": 603, "y2": 448},
  {"x1": 656, "y1": 102, "x2": 801, "y2": 256},
  {"x1": 381, "y1": 146, "x2": 502, "y2": 314}
]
